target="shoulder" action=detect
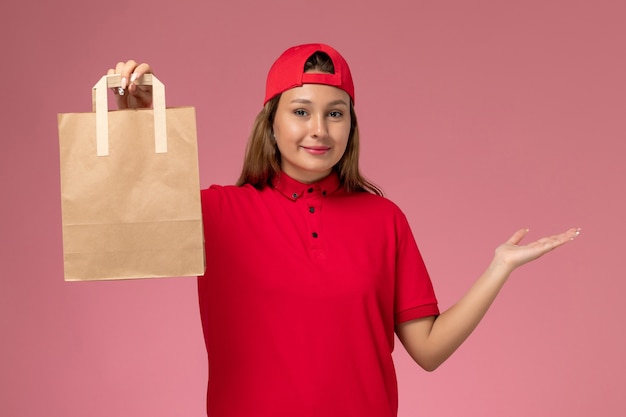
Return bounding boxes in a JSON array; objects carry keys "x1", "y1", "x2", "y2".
[
  {"x1": 334, "y1": 191, "x2": 412, "y2": 233},
  {"x1": 340, "y1": 191, "x2": 407, "y2": 217},
  {"x1": 200, "y1": 183, "x2": 265, "y2": 215},
  {"x1": 201, "y1": 183, "x2": 260, "y2": 200}
]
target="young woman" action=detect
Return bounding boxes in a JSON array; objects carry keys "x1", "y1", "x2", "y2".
[{"x1": 108, "y1": 43, "x2": 579, "y2": 417}]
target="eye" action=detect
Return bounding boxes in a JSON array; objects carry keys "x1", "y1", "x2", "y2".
[
  {"x1": 328, "y1": 111, "x2": 343, "y2": 118},
  {"x1": 294, "y1": 109, "x2": 308, "y2": 117}
]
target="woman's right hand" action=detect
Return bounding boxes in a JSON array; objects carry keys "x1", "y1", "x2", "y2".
[{"x1": 107, "y1": 60, "x2": 153, "y2": 109}]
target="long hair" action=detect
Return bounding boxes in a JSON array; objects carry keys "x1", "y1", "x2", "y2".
[{"x1": 236, "y1": 52, "x2": 383, "y2": 196}]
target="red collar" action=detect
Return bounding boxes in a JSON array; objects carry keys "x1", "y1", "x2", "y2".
[{"x1": 271, "y1": 171, "x2": 342, "y2": 201}]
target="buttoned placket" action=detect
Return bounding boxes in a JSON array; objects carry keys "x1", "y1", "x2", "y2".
[{"x1": 302, "y1": 185, "x2": 326, "y2": 265}]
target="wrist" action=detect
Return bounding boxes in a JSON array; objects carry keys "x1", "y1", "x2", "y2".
[{"x1": 486, "y1": 255, "x2": 515, "y2": 283}]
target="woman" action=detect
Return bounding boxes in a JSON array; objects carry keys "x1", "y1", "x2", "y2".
[{"x1": 109, "y1": 43, "x2": 579, "y2": 417}]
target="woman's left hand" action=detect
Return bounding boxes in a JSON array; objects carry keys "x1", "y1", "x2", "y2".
[{"x1": 494, "y1": 227, "x2": 581, "y2": 272}]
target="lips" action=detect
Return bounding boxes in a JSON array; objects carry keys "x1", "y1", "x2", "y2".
[{"x1": 302, "y1": 145, "x2": 331, "y2": 155}]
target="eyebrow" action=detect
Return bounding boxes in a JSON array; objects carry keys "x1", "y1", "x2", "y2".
[{"x1": 289, "y1": 98, "x2": 349, "y2": 107}]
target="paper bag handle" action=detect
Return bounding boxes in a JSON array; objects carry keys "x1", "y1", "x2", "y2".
[{"x1": 92, "y1": 73, "x2": 167, "y2": 156}]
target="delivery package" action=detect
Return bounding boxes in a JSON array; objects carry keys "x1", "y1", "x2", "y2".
[{"x1": 57, "y1": 74, "x2": 205, "y2": 281}]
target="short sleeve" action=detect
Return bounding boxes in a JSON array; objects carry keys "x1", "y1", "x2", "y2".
[
  {"x1": 199, "y1": 185, "x2": 226, "y2": 271},
  {"x1": 393, "y1": 212, "x2": 439, "y2": 324}
]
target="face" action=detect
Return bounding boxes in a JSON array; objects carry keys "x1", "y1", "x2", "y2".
[{"x1": 272, "y1": 83, "x2": 351, "y2": 183}]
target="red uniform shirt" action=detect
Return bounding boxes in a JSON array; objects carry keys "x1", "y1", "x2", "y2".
[{"x1": 198, "y1": 172, "x2": 439, "y2": 417}]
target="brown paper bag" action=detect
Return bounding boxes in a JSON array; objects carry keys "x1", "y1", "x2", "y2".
[{"x1": 57, "y1": 74, "x2": 205, "y2": 281}]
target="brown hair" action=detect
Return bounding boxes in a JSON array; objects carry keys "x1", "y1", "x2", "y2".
[{"x1": 236, "y1": 52, "x2": 382, "y2": 196}]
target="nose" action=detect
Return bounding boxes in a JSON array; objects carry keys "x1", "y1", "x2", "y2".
[{"x1": 309, "y1": 113, "x2": 328, "y2": 139}]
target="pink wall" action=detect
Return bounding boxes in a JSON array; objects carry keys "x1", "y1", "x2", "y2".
[{"x1": 1, "y1": 1, "x2": 624, "y2": 416}]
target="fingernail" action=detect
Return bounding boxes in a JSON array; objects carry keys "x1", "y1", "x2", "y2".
[
  {"x1": 130, "y1": 73, "x2": 138, "y2": 83},
  {"x1": 121, "y1": 77, "x2": 127, "y2": 89}
]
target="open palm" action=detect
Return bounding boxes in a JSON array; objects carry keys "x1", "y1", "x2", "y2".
[{"x1": 495, "y1": 228, "x2": 580, "y2": 271}]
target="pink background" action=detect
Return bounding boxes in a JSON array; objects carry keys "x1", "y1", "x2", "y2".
[{"x1": 1, "y1": 1, "x2": 624, "y2": 416}]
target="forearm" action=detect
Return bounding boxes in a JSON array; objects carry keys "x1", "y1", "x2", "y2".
[
  {"x1": 423, "y1": 259, "x2": 513, "y2": 369},
  {"x1": 397, "y1": 258, "x2": 515, "y2": 371},
  {"x1": 397, "y1": 228, "x2": 579, "y2": 371}
]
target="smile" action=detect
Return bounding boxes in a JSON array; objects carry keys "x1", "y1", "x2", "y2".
[{"x1": 302, "y1": 146, "x2": 331, "y2": 155}]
